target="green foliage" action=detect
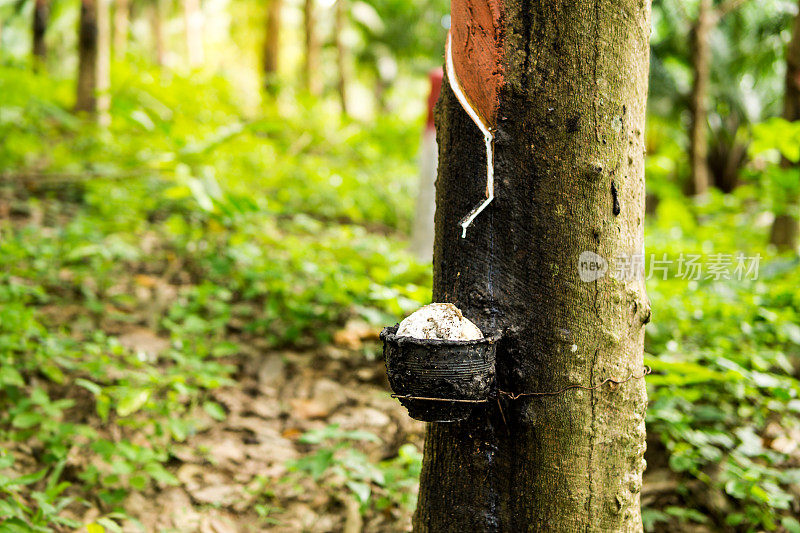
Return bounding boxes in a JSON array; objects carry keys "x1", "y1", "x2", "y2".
[
  {"x1": 649, "y1": 0, "x2": 795, "y2": 191},
  {"x1": 350, "y1": 0, "x2": 449, "y2": 74},
  {"x1": 644, "y1": 189, "x2": 800, "y2": 529},
  {"x1": 0, "y1": 241, "x2": 232, "y2": 529},
  {"x1": 0, "y1": 59, "x2": 429, "y2": 529},
  {"x1": 288, "y1": 425, "x2": 422, "y2": 514},
  {"x1": 2, "y1": 1, "x2": 800, "y2": 529},
  {"x1": 749, "y1": 118, "x2": 800, "y2": 215}
]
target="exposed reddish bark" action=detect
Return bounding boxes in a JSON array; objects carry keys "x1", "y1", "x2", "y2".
[{"x1": 449, "y1": 0, "x2": 503, "y2": 127}]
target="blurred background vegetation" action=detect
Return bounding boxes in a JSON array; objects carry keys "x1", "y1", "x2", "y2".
[{"x1": 0, "y1": 0, "x2": 800, "y2": 531}]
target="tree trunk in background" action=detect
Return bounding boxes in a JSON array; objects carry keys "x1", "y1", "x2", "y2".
[
  {"x1": 113, "y1": 0, "x2": 129, "y2": 59},
  {"x1": 334, "y1": 0, "x2": 348, "y2": 114},
  {"x1": 414, "y1": 0, "x2": 651, "y2": 530},
  {"x1": 708, "y1": 132, "x2": 746, "y2": 193},
  {"x1": 96, "y1": 0, "x2": 111, "y2": 126},
  {"x1": 410, "y1": 69, "x2": 442, "y2": 260},
  {"x1": 32, "y1": 0, "x2": 48, "y2": 65},
  {"x1": 263, "y1": 0, "x2": 281, "y2": 92},
  {"x1": 76, "y1": 0, "x2": 98, "y2": 112},
  {"x1": 151, "y1": 0, "x2": 165, "y2": 67},
  {"x1": 303, "y1": 0, "x2": 320, "y2": 95},
  {"x1": 374, "y1": 77, "x2": 388, "y2": 114},
  {"x1": 688, "y1": 0, "x2": 713, "y2": 196},
  {"x1": 771, "y1": 0, "x2": 800, "y2": 250},
  {"x1": 183, "y1": 0, "x2": 203, "y2": 68}
]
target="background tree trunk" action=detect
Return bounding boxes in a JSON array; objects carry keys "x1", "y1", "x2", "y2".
[
  {"x1": 688, "y1": 0, "x2": 713, "y2": 196},
  {"x1": 113, "y1": 0, "x2": 129, "y2": 59},
  {"x1": 263, "y1": 0, "x2": 281, "y2": 92},
  {"x1": 334, "y1": 0, "x2": 348, "y2": 114},
  {"x1": 410, "y1": 69, "x2": 442, "y2": 260},
  {"x1": 303, "y1": 0, "x2": 320, "y2": 95},
  {"x1": 151, "y1": 0, "x2": 165, "y2": 67},
  {"x1": 414, "y1": 1, "x2": 651, "y2": 530},
  {"x1": 770, "y1": 0, "x2": 800, "y2": 250},
  {"x1": 32, "y1": 0, "x2": 48, "y2": 65},
  {"x1": 76, "y1": 0, "x2": 98, "y2": 112},
  {"x1": 183, "y1": 0, "x2": 203, "y2": 68},
  {"x1": 96, "y1": 0, "x2": 111, "y2": 126}
]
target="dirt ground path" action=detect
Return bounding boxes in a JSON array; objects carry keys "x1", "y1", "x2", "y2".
[{"x1": 117, "y1": 336, "x2": 424, "y2": 533}]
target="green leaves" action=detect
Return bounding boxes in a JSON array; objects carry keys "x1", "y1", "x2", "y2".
[
  {"x1": 115, "y1": 389, "x2": 151, "y2": 417},
  {"x1": 751, "y1": 117, "x2": 800, "y2": 163},
  {"x1": 202, "y1": 401, "x2": 227, "y2": 422},
  {"x1": 288, "y1": 425, "x2": 421, "y2": 515},
  {"x1": 644, "y1": 188, "x2": 800, "y2": 529}
]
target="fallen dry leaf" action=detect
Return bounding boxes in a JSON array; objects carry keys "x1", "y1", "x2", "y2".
[
  {"x1": 117, "y1": 328, "x2": 169, "y2": 357},
  {"x1": 333, "y1": 319, "x2": 379, "y2": 349}
]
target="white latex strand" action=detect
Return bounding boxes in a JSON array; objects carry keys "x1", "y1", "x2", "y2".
[{"x1": 445, "y1": 32, "x2": 495, "y2": 238}]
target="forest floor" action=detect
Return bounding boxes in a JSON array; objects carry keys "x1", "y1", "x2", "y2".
[
  {"x1": 0, "y1": 195, "x2": 713, "y2": 533},
  {"x1": 46, "y1": 323, "x2": 695, "y2": 533},
  {"x1": 106, "y1": 328, "x2": 426, "y2": 532},
  {"x1": 5, "y1": 188, "x2": 794, "y2": 532},
  {"x1": 0, "y1": 191, "x2": 423, "y2": 532}
]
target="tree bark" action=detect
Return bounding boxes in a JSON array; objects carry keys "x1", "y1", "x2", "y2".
[
  {"x1": 263, "y1": 0, "x2": 281, "y2": 92},
  {"x1": 183, "y1": 0, "x2": 203, "y2": 67},
  {"x1": 688, "y1": 0, "x2": 713, "y2": 196},
  {"x1": 32, "y1": 0, "x2": 48, "y2": 65},
  {"x1": 76, "y1": 0, "x2": 98, "y2": 112},
  {"x1": 770, "y1": 0, "x2": 800, "y2": 250},
  {"x1": 414, "y1": 1, "x2": 651, "y2": 531},
  {"x1": 411, "y1": 70, "x2": 443, "y2": 261},
  {"x1": 303, "y1": 0, "x2": 321, "y2": 95},
  {"x1": 113, "y1": 0, "x2": 129, "y2": 59},
  {"x1": 334, "y1": 0, "x2": 348, "y2": 114},
  {"x1": 96, "y1": 0, "x2": 111, "y2": 125},
  {"x1": 151, "y1": 0, "x2": 166, "y2": 67}
]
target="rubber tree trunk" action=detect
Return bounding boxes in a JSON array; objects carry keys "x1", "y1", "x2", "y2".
[
  {"x1": 771, "y1": 0, "x2": 800, "y2": 250},
  {"x1": 113, "y1": 0, "x2": 129, "y2": 59},
  {"x1": 303, "y1": 0, "x2": 321, "y2": 95},
  {"x1": 688, "y1": 0, "x2": 713, "y2": 196},
  {"x1": 183, "y1": 0, "x2": 203, "y2": 67},
  {"x1": 262, "y1": 0, "x2": 281, "y2": 93},
  {"x1": 334, "y1": 0, "x2": 348, "y2": 114},
  {"x1": 32, "y1": 0, "x2": 48, "y2": 66},
  {"x1": 76, "y1": 0, "x2": 98, "y2": 112},
  {"x1": 415, "y1": 1, "x2": 651, "y2": 531}
]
